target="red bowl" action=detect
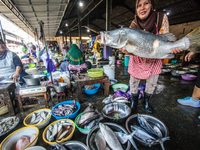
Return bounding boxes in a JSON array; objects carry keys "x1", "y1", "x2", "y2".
[{"x1": 181, "y1": 74, "x2": 197, "y2": 81}]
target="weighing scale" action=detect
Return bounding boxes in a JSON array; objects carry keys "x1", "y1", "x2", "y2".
[{"x1": 19, "y1": 85, "x2": 47, "y2": 95}]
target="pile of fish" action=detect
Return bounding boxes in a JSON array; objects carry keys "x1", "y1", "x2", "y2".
[
  {"x1": 103, "y1": 95, "x2": 130, "y2": 104},
  {"x1": 130, "y1": 114, "x2": 170, "y2": 150},
  {"x1": 45, "y1": 120, "x2": 73, "y2": 142},
  {"x1": 84, "y1": 85, "x2": 97, "y2": 90},
  {"x1": 16, "y1": 134, "x2": 37, "y2": 150},
  {"x1": 94, "y1": 123, "x2": 138, "y2": 150},
  {"x1": 0, "y1": 116, "x2": 19, "y2": 135},
  {"x1": 26, "y1": 110, "x2": 50, "y2": 125},
  {"x1": 53, "y1": 100, "x2": 78, "y2": 117},
  {"x1": 76, "y1": 104, "x2": 103, "y2": 129}
]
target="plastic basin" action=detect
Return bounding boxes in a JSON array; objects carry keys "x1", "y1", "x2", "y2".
[
  {"x1": 83, "y1": 83, "x2": 100, "y2": 95},
  {"x1": 0, "y1": 127, "x2": 39, "y2": 150},
  {"x1": 51, "y1": 101, "x2": 80, "y2": 120},
  {"x1": 23, "y1": 108, "x2": 51, "y2": 129},
  {"x1": 181, "y1": 74, "x2": 197, "y2": 81},
  {"x1": 75, "y1": 113, "x2": 91, "y2": 135},
  {"x1": 42, "y1": 119, "x2": 75, "y2": 146},
  {"x1": 87, "y1": 68, "x2": 104, "y2": 78},
  {"x1": 112, "y1": 83, "x2": 129, "y2": 92}
]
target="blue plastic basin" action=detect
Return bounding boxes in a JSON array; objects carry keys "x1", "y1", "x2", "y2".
[
  {"x1": 51, "y1": 100, "x2": 80, "y2": 120},
  {"x1": 83, "y1": 83, "x2": 101, "y2": 95}
]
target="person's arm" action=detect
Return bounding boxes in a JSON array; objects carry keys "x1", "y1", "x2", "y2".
[
  {"x1": 12, "y1": 66, "x2": 21, "y2": 82},
  {"x1": 184, "y1": 51, "x2": 197, "y2": 62},
  {"x1": 12, "y1": 53, "x2": 23, "y2": 82}
]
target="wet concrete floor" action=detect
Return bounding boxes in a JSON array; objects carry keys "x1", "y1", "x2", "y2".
[{"x1": 0, "y1": 64, "x2": 200, "y2": 150}]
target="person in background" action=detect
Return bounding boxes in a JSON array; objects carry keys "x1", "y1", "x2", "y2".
[
  {"x1": 177, "y1": 51, "x2": 200, "y2": 107},
  {"x1": 56, "y1": 42, "x2": 59, "y2": 53},
  {"x1": 30, "y1": 42, "x2": 37, "y2": 57},
  {"x1": 60, "y1": 44, "x2": 91, "y2": 74},
  {"x1": 119, "y1": 0, "x2": 182, "y2": 113},
  {"x1": 22, "y1": 44, "x2": 28, "y2": 53},
  {"x1": 21, "y1": 52, "x2": 30, "y2": 60},
  {"x1": 0, "y1": 39, "x2": 28, "y2": 82}
]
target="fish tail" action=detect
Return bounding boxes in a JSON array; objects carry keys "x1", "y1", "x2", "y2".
[{"x1": 185, "y1": 27, "x2": 200, "y2": 52}]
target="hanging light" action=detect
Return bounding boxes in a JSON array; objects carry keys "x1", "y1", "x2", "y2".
[
  {"x1": 166, "y1": 12, "x2": 170, "y2": 16},
  {"x1": 65, "y1": 23, "x2": 68, "y2": 27},
  {"x1": 79, "y1": 1, "x2": 83, "y2": 7},
  {"x1": 87, "y1": 29, "x2": 90, "y2": 32},
  {"x1": 60, "y1": 30, "x2": 63, "y2": 34}
]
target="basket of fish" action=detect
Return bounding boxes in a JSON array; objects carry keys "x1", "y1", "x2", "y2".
[
  {"x1": 42, "y1": 119, "x2": 75, "y2": 146},
  {"x1": 86, "y1": 122, "x2": 131, "y2": 150},
  {"x1": 0, "y1": 126, "x2": 39, "y2": 150},
  {"x1": 0, "y1": 116, "x2": 20, "y2": 137},
  {"x1": 51, "y1": 100, "x2": 80, "y2": 120},
  {"x1": 112, "y1": 83, "x2": 129, "y2": 92},
  {"x1": 23, "y1": 108, "x2": 51, "y2": 129},
  {"x1": 102, "y1": 103, "x2": 131, "y2": 124},
  {"x1": 75, "y1": 103, "x2": 103, "y2": 135},
  {"x1": 83, "y1": 83, "x2": 101, "y2": 95},
  {"x1": 126, "y1": 114, "x2": 169, "y2": 149}
]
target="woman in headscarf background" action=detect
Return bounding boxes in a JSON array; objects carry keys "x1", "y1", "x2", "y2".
[
  {"x1": 0, "y1": 39, "x2": 28, "y2": 82},
  {"x1": 60, "y1": 44, "x2": 91, "y2": 74},
  {"x1": 120, "y1": 0, "x2": 182, "y2": 113}
]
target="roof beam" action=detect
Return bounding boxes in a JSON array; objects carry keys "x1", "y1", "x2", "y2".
[
  {"x1": 0, "y1": 0, "x2": 35, "y2": 33},
  {"x1": 14, "y1": 3, "x2": 66, "y2": 6}
]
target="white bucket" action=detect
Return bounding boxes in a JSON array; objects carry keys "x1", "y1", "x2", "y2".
[
  {"x1": 103, "y1": 65, "x2": 115, "y2": 80},
  {"x1": 109, "y1": 56, "x2": 115, "y2": 65}
]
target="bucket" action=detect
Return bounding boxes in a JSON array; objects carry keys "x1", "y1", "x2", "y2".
[
  {"x1": 103, "y1": 65, "x2": 115, "y2": 80},
  {"x1": 109, "y1": 56, "x2": 115, "y2": 65},
  {"x1": 125, "y1": 55, "x2": 130, "y2": 66}
]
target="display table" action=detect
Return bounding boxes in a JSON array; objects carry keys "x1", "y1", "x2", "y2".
[
  {"x1": 0, "y1": 83, "x2": 16, "y2": 115},
  {"x1": 17, "y1": 92, "x2": 49, "y2": 112},
  {"x1": 74, "y1": 73, "x2": 109, "y2": 103}
]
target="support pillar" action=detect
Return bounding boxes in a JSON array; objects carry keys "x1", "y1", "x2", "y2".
[{"x1": 103, "y1": 0, "x2": 112, "y2": 59}]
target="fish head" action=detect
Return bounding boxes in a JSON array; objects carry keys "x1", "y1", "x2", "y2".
[{"x1": 98, "y1": 28, "x2": 128, "y2": 48}]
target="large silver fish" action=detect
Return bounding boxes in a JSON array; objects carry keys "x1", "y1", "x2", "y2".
[
  {"x1": 98, "y1": 27, "x2": 200, "y2": 59},
  {"x1": 99, "y1": 123, "x2": 123, "y2": 150}
]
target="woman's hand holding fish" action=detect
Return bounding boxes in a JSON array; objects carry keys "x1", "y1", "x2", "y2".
[
  {"x1": 184, "y1": 51, "x2": 196, "y2": 62},
  {"x1": 171, "y1": 48, "x2": 183, "y2": 54},
  {"x1": 119, "y1": 48, "x2": 133, "y2": 55}
]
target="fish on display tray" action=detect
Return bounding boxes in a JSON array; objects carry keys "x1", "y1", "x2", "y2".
[
  {"x1": 0, "y1": 116, "x2": 20, "y2": 136},
  {"x1": 53, "y1": 100, "x2": 78, "y2": 117},
  {"x1": 26, "y1": 111, "x2": 50, "y2": 125},
  {"x1": 130, "y1": 114, "x2": 170, "y2": 150},
  {"x1": 45, "y1": 120, "x2": 73, "y2": 142},
  {"x1": 98, "y1": 27, "x2": 200, "y2": 59},
  {"x1": 15, "y1": 134, "x2": 37, "y2": 150},
  {"x1": 76, "y1": 104, "x2": 103, "y2": 130}
]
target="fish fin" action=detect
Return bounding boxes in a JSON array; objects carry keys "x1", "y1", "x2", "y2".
[
  {"x1": 185, "y1": 27, "x2": 200, "y2": 52},
  {"x1": 158, "y1": 33, "x2": 177, "y2": 41}
]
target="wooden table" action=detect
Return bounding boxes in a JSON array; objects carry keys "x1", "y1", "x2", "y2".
[
  {"x1": 74, "y1": 73, "x2": 109, "y2": 103},
  {"x1": 17, "y1": 92, "x2": 49, "y2": 112},
  {"x1": 0, "y1": 83, "x2": 16, "y2": 115}
]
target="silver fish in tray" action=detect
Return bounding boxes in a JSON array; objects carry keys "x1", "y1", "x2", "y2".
[
  {"x1": 137, "y1": 114, "x2": 162, "y2": 138},
  {"x1": 99, "y1": 123, "x2": 123, "y2": 150},
  {"x1": 98, "y1": 27, "x2": 200, "y2": 59},
  {"x1": 95, "y1": 130, "x2": 110, "y2": 150}
]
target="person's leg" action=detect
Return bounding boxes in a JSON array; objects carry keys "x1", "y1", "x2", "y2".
[
  {"x1": 143, "y1": 74, "x2": 159, "y2": 113},
  {"x1": 130, "y1": 75, "x2": 140, "y2": 112},
  {"x1": 178, "y1": 67, "x2": 200, "y2": 107}
]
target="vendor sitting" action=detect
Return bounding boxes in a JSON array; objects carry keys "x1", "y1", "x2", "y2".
[
  {"x1": 59, "y1": 44, "x2": 91, "y2": 74},
  {"x1": 21, "y1": 52, "x2": 30, "y2": 59},
  {"x1": 0, "y1": 39, "x2": 28, "y2": 82}
]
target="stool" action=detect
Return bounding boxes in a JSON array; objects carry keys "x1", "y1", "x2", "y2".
[
  {"x1": 17, "y1": 92, "x2": 49, "y2": 112},
  {"x1": 48, "y1": 86, "x2": 67, "y2": 102}
]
